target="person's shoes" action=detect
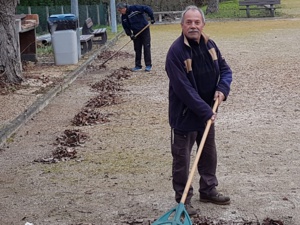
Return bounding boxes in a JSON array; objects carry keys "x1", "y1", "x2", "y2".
[
  {"x1": 184, "y1": 203, "x2": 197, "y2": 216},
  {"x1": 200, "y1": 193, "x2": 231, "y2": 205},
  {"x1": 145, "y1": 65, "x2": 152, "y2": 72},
  {"x1": 132, "y1": 66, "x2": 142, "y2": 72}
]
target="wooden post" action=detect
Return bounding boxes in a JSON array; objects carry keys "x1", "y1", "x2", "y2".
[
  {"x1": 246, "y1": 5, "x2": 250, "y2": 17},
  {"x1": 159, "y1": 13, "x2": 162, "y2": 22},
  {"x1": 46, "y1": 6, "x2": 49, "y2": 19},
  {"x1": 97, "y1": 5, "x2": 100, "y2": 25}
]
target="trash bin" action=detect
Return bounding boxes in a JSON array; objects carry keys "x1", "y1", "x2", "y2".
[
  {"x1": 47, "y1": 14, "x2": 79, "y2": 65},
  {"x1": 47, "y1": 14, "x2": 78, "y2": 34}
]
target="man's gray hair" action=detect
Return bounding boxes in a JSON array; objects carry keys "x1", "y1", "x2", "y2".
[
  {"x1": 181, "y1": 5, "x2": 206, "y2": 24},
  {"x1": 116, "y1": 2, "x2": 127, "y2": 9}
]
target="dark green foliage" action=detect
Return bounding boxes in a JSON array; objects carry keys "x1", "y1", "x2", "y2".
[
  {"x1": 16, "y1": 4, "x2": 108, "y2": 34},
  {"x1": 19, "y1": 0, "x2": 104, "y2": 6}
]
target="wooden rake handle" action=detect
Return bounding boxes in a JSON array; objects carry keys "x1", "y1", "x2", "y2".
[
  {"x1": 180, "y1": 99, "x2": 219, "y2": 204},
  {"x1": 100, "y1": 23, "x2": 150, "y2": 67},
  {"x1": 133, "y1": 23, "x2": 150, "y2": 38}
]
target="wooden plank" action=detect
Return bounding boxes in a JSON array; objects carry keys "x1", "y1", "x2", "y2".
[
  {"x1": 80, "y1": 34, "x2": 93, "y2": 55},
  {"x1": 93, "y1": 28, "x2": 106, "y2": 34},
  {"x1": 239, "y1": 0, "x2": 280, "y2": 6},
  {"x1": 239, "y1": 0, "x2": 279, "y2": 17},
  {"x1": 80, "y1": 34, "x2": 93, "y2": 42},
  {"x1": 85, "y1": 18, "x2": 93, "y2": 29}
]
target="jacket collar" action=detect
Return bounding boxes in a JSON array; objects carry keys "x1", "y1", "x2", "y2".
[{"x1": 183, "y1": 32, "x2": 209, "y2": 47}]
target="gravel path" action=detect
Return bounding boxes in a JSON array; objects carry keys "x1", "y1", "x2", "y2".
[{"x1": 0, "y1": 18, "x2": 300, "y2": 225}]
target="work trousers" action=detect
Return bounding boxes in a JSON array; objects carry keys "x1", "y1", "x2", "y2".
[
  {"x1": 133, "y1": 27, "x2": 151, "y2": 68},
  {"x1": 171, "y1": 124, "x2": 218, "y2": 204}
]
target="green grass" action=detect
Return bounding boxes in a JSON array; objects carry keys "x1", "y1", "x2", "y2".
[
  {"x1": 92, "y1": 24, "x2": 124, "y2": 40},
  {"x1": 202, "y1": 0, "x2": 241, "y2": 19},
  {"x1": 37, "y1": 45, "x2": 53, "y2": 55},
  {"x1": 202, "y1": 0, "x2": 300, "y2": 19},
  {"x1": 201, "y1": 0, "x2": 282, "y2": 19},
  {"x1": 36, "y1": 0, "x2": 299, "y2": 54}
]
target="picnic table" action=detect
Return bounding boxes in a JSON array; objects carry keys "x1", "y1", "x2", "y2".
[{"x1": 239, "y1": 0, "x2": 281, "y2": 17}]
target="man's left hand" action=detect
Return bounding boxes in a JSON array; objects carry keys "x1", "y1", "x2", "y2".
[
  {"x1": 214, "y1": 91, "x2": 225, "y2": 106},
  {"x1": 130, "y1": 34, "x2": 136, "y2": 40},
  {"x1": 151, "y1": 20, "x2": 155, "y2": 24}
]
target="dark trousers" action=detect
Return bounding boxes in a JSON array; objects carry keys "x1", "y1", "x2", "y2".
[
  {"x1": 171, "y1": 125, "x2": 218, "y2": 204},
  {"x1": 133, "y1": 28, "x2": 151, "y2": 68}
]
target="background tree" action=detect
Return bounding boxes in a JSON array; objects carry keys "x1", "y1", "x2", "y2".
[
  {"x1": 19, "y1": 0, "x2": 104, "y2": 5},
  {"x1": 0, "y1": 0, "x2": 23, "y2": 84},
  {"x1": 206, "y1": 0, "x2": 219, "y2": 14},
  {"x1": 18, "y1": 0, "x2": 212, "y2": 11},
  {"x1": 194, "y1": 0, "x2": 206, "y2": 7}
]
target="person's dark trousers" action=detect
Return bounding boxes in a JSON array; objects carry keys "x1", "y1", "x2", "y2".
[
  {"x1": 171, "y1": 124, "x2": 218, "y2": 204},
  {"x1": 133, "y1": 27, "x2": 152, "y2": 68},
  {"x1": 196, "y1": 124, "x2": 218, "y2": 196}
]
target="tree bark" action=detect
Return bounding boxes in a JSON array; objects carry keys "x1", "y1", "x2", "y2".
[
  {"x1": 194, "y1": 0, "x2": 206, "y2": 7},
  {"x1": 206, "y1": 0, "x2": 219, "y2": 14},
  {"x1": 0, "y1": 0, "x2": 23, "y2": 84}
]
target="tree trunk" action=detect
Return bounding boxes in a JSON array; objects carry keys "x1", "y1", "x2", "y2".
[
  {"x1": 0, "y1": 0, "x2": 23, "y2": 84},
  {"x1": 194, "y1": 0, "x2": 206, "y2": 7},
  {"x1": 206, "y1": 0, "x2": 219, "y2": 15}
]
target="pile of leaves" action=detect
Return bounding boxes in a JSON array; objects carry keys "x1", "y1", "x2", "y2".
[
  {"x1": 86, "y1": 67, "x2": 131, "y2": 109},
  {"x1": 86, "y1": 92, "x2": 123, "y2": 108},
  {"x1": 96, "y1": 50, "x2": 134, "y2": 61},
  {"x1": 116, "y1": 216, "x2": 285, "y2": 225},
  {"x1": 35, "y1": 64, "x2": 132, "y2": 161},
  {"x1": 34, "y1": 129, "x2": 88, "y2": 163},
  {"x1": 91, "y1": 79, "x2": 123, "y2": 92},
  {"x1": 108, "y1": 66, "x2": 132, "y2": 80},
  {"x1": 86, "y1": 51, "x2": 134, "y2": 71},
  {"x1": 55, "y1": 129, "x2": 88, "y2": 147},
  {"x1": 72, "y1": 108, "x2": 111, "y2": 126},
  {"x1": 0, "y1": 76, "x2": 22, "y2": 95},
  {"x1": 192, "y1": 215, "x2": 284, "y2": 225}
]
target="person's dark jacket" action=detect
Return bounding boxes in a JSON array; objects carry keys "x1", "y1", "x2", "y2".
[
  {"x1": 165, "y1": 32, "x2": 232, "y2": 131},
  {"x1": 120, "y1": 5, "x2": 154, "y2": 35}
]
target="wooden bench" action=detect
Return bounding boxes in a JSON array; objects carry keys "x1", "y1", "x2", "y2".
[
  {"x1": 80, "y1": 34, "x2": 93, "y2": 55},
  {"x1": 239, "y1": 0, "x2": 280, "y2": 18},
  {"x1": 82, "y1": 18, "x2": 107, "y2": 44},
  {"x1": 153, "y1": 11, "x2": 183, "y2": 23}
]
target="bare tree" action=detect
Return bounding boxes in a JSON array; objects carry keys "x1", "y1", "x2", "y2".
[
  {"x1": 194, "y1": 0, "x2": 206, "y2": 7},
  {"x1": 206, "y1": 0, "x2": 219, "y2": 14},
  {"x1": 0, "y1": 0, "x2": 23, "y2": 84}
]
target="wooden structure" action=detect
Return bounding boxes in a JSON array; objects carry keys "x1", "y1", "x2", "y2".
[
  {"x1": 82, "y1": 18, "x2": 107, "y2": 45},
  {"x1": 15, "y1": 14, "x2": 39, "y2": 62},
  {"x1": 239, "y1": 0, "x2": 281, "y2": 17},
  {"x1": 80, "y1": 35, "x2": 93, "y2": 55},
  {"x1": 153, "y1": 11, "x2": 183, "y2": 23}
]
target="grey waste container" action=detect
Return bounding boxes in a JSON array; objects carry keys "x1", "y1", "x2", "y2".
[{"x1": 47, "y1": 14, "x2": 79, "y2": 65}]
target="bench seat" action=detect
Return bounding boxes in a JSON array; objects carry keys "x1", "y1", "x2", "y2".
[
  {"x1": 239, "y1": 0, "x2": 280, "y2": 17},
  {"x1": 92, "y1": 28, "x2": 107, "y2": 44},
  {"x1": 80, "y1": 34, "x2": 93, "y2": 55},
  {"x1": 82, "y1": 18, "x2": 107, "y2": 45}
]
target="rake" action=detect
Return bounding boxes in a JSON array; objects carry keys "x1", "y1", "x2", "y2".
[
  {"x1": 152, "y1": 99, "x2": 219, "y2": 225},
  {"x1": 99, "y1": 23, "x2": 150, "y2": 67}
]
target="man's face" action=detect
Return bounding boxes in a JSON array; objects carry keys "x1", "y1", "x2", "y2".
[
  {"x1": 181, "y1": 9, "x2": 205, "y2": 42},
  {"x1": 117, "y1": 7, "x2": 127, "y2": 15}
]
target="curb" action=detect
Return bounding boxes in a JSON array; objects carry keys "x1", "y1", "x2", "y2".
[{"x1": 0, "y1": 31, "x2": 125, "y2": 146}]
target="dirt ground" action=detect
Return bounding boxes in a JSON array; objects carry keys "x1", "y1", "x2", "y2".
[{"x1": 0, "y1": 17, "x2": 300, "y2": 225}]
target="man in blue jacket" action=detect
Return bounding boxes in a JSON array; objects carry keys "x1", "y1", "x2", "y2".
[
  {"x1": 117, "y1": 2, "x2": 155, "y2": 72},
  {"x1": 165, "y1": 5, "x2": 232, "y2": 216}
]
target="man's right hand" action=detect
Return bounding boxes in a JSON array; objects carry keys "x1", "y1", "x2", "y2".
[{"x1": 130, "y1": 34, "x2": 135, "y2": 40}]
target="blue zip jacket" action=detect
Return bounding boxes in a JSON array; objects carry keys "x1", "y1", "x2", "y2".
[
  {"x1": 120, "y1": 5, "x2": 154, "y2": 35},
  {"x1": 165, "y1": 32, "x2": 232, "y2": 131}
]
